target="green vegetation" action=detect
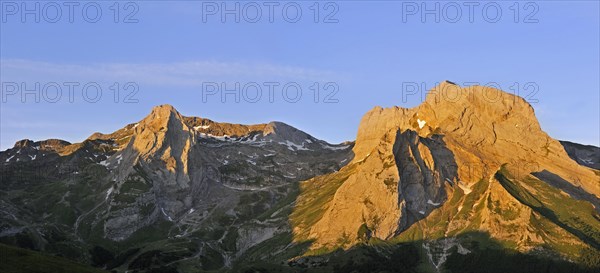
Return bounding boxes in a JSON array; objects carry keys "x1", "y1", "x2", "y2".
[
  {"x1": 290, "y1": 164, "x2": 356, "y2": 241},
  {"x1": 235, "y1": 232, "x2": 599, "y2": 273},
  {"x1": 445, "y1": 233, "x2": 597, "y2": 273},
  {"x1": 236, "y1": 191, "x2": 271, "y2": 220},
  {"x1": 0, "y1": 243, "x2": 107, "y2": 273},
  {"x1": 357, "y1": 223, "x2": 371, "y2": 241},
  {"x1": 222, "y1": 228, "x2": 239, "y2": 251},
  {"x1": 128, "y1": 250, "x2": 180, "y2": 272},
  {"x1": 218, "y1": 162, "x2": 248, "y2": 175},
  {"x1": 199, "y1": 246, "x2": 225, "y2": 271},
  {"x1": 236, "y1": 242, "x2": 424, "y2": 273},
  {"x1": 331, "y1": 243, "x2": 422, "y2": 273},
  {"x1": 496, "y1": 166, "x2": 600, "y2": 251},
  {"x1": 255, "y1": 185, "x2": 299, "y2": 221}
]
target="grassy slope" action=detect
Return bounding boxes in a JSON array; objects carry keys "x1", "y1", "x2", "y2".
[
  {"x1": 289, "y1": 163, "x2": 357, "y2": 243},
  {"x1": 0, "y1": 243, "x2": 107, "y2": 273},
  {"x1": 495, "y1": 166, "x2": 600, "y2": 251}
]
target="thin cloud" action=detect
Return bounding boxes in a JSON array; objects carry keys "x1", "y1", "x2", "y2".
[{"x1": 0, "y1": 59, "x2": 340, "y2": 86}]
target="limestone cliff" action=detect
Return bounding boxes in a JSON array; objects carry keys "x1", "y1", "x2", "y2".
[{"x1": 292, "y1": 81, "x2": 600, "y2": 259}]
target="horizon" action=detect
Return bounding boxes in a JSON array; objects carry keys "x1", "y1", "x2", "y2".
[
  {"x1": 3, "y1": 83, "x2": 599, "y2": 150},
  {"x1": 1, "y1": 1, "x2": 599, "y2": 149}
]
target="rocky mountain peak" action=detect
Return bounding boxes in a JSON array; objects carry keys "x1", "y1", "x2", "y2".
[
  {"x1": 263, "y1": 121, "x2": 316, "y2": 144},
  {"x1": 295, "y1": 82, "x2": 600, "y2": 252},
  {"x1": 13, "y1": 139, "x2": 34, "y2": 148},
  {"x1": 12, "y1": 138, "x2": 72, "y2": 152},
  {"x1": 354, "y1": 83, "x2": 543, "y2": 161},
  {"x1": 94, "y1": 104, "x2": 198, "y2": 197},
  {"x1": 139, "y1": 104, "x2": 185, "y2": 129},
  {"x1": 149, "y1": 103, "x2": 178, "y2": 116},
  {"x1": 1, "y1": 93, "x2": 599, "y2": 272}
]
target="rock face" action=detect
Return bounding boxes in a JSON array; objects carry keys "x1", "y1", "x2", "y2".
[
  {"x1": 560, "y1": 140, "x2": 600, "y2": 170},
  {"x1": 131, "y1": 104, "x2": 196, "y2": 187},
  {"x1": 293, "y1": 130, "x2": 457, "y2": 248},
  {"x1": 1, "y1": 84, "x2": 599, "y2": 272},
  {"x1": 0, "y1": 105, "x2": 353, "y2": 269},
  {"x1": 292, "y1": 81, "x2": 600, "y2": 260}
]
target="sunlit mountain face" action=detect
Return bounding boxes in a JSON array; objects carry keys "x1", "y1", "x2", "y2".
[{"x1": 1, "y1": 83, "x2": 599, "y2": 273}]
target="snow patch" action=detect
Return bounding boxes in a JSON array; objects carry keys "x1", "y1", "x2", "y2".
[
  {"x1": 29, "y1": 155, "x2": 36, "y2": 160},
  {"x1": 580, "y1": 158, "x2": 595, "y2": 165},
  {"x1": 199, "y1": 133, "x2": 232, "y2": 141},
  {"x1": 417, "y1": 119, "x2": 427, "y2": 129},
  {"x1": 321, "y1": 143, "x2": 350, "y2": 151},
  {"x1": 115, "y1": 154, "x2": 123, "y2": 165},
  {"x1": 427, "y1": 199, "x2": 440, "y2": 206},
  {"x1": 194, "y1": 125, "x2": 211, "y2": 130},
  {"x1": 279, "y1": 140, "x2": 309, "y2": 151},
  {"x1": 5, "y1": 155, "x2": 15, "y2": 162},
  {"x1": 418, "y1": 210, "x2": 426, "y2": 215}
]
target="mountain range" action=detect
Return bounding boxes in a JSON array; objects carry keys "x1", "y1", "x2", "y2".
[{"x1": 1, "y1": 81, "x2": 599, "y2": 273}]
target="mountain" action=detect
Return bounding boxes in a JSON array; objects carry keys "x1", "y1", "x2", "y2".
[
  {"x1": 1, "y1": 83, "x2": 599, "y2": 273},
  {"x1": 0, "y1": 105, "x2": 353, "y2": 272},
  {"x1": 289, "y1": 81, "x2": 600, "y2": 271},
  {"x1": 560, "y1": 141, "x2": 600, "y2": 170}
]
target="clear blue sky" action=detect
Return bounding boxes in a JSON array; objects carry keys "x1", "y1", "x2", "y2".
[{"x1": 1, "y1": 1, "x2": 599, "y2": 150}]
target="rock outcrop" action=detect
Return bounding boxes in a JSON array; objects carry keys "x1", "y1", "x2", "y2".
[{"x1": 292, "y1": 81, "x2": 600, "y2": 255}]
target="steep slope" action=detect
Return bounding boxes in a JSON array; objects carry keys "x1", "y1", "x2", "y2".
[{"x1": 291, "y1": 81, "x2": 600, "y2": 267}]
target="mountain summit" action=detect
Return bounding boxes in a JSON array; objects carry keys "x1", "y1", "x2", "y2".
[
  {"x1": 1, "y1": 84, "x2": 599, "y2": 273},
  {"x1": 291, "y1": 83, "x2": 599, "y2": 266}
]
